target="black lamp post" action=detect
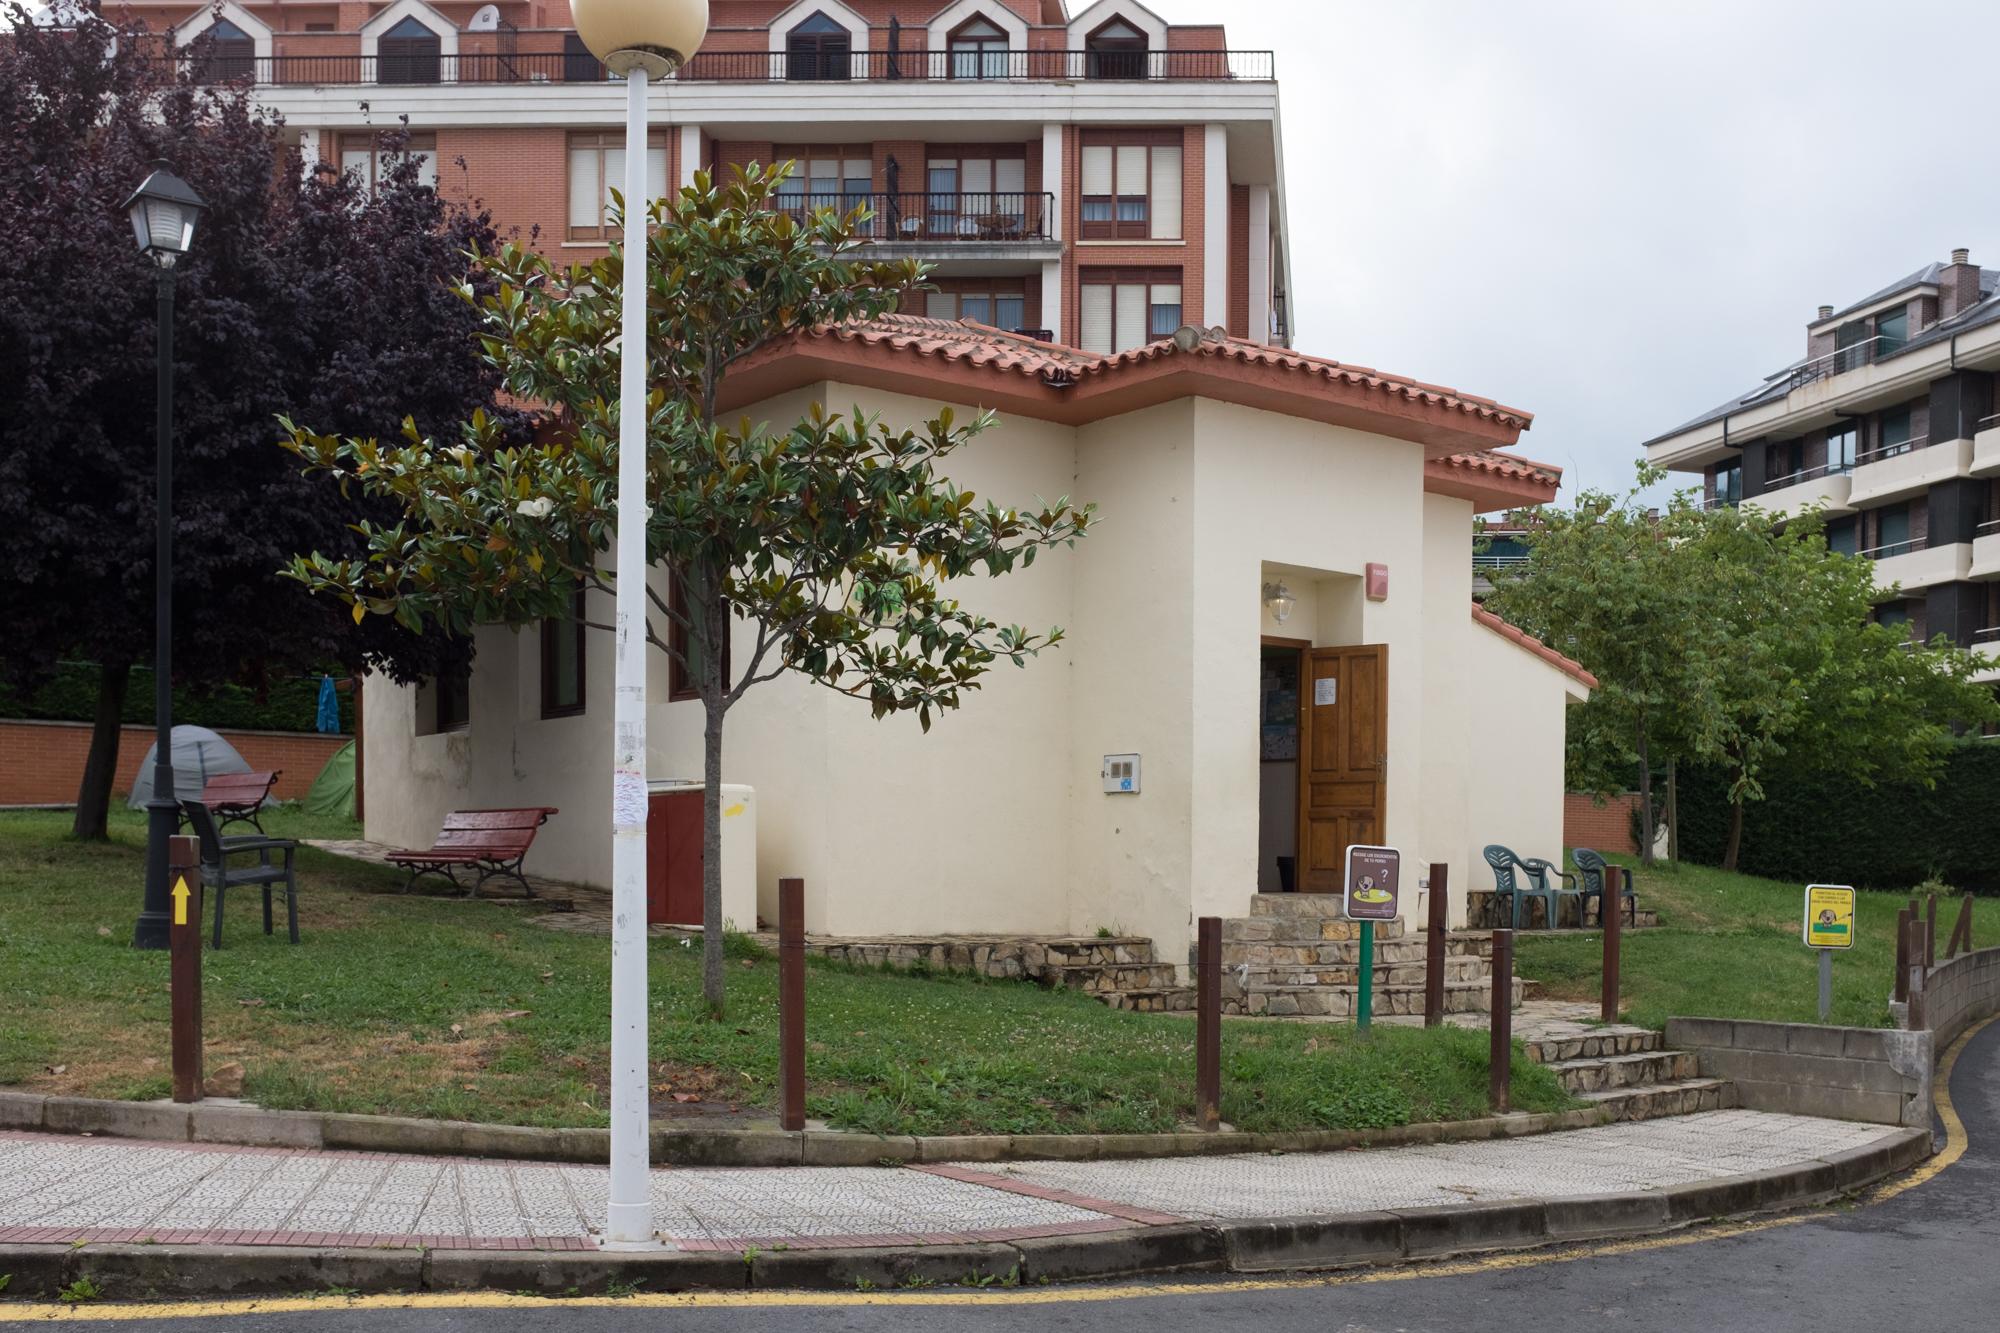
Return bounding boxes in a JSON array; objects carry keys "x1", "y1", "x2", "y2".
[{"x1": 122, "y1": 161, "x2": 205, "y2": 951}]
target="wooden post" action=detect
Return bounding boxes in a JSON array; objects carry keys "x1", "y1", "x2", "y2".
[
  {"x1": 1905, "y1": 915, "x2": 1928, "y2": 1031},
  {"x1": 1947, "y1": 895, "x2": 1973, "y2": 959},
  {"x1": 1424, "y1": 862, "x2": 1449, "y2": 1028},
  {"x1": 778, "y1": 877, "x2": 806, "y2": 1133},
  {"x1": 1196, "y1": 916, "x2": 1221, "y2": 1132},
  {"x1": 1600, "y1": 865, "x2": 1623, "y2": 1024},
  {"x1": 1925, "y1": 893, "x2": 1937, "y2": 970},
  {"x1": 1488, "y1": 927, "x2": 1514, "y2": 1113},
  {"x1": 1893, "y1": 907, "x2": 1911, "y2": 1004},
  {"x1": 168, "y1": 835, "x2": 203, "y2": 1104}
]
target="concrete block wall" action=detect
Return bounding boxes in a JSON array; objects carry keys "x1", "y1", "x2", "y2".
[
  {"x1": 1663, "y1": 1017, "x2": 1933, "y2": 1127},
  {"x1": 1922, "y1": 945, "x2": 2000, "y2": 1052}
]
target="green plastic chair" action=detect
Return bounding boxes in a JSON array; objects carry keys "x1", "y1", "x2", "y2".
[
  {"x1": 1573, "y1": 848, "x2": 1636, "y2": 927},
  {"x1": 1483, "y1": 844, "x2": 1552, "y2": 931}
]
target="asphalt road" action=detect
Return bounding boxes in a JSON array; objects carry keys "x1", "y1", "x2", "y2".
[{"x1": 9, "y1": 1017, "x2": 1995, "y2": 1333}]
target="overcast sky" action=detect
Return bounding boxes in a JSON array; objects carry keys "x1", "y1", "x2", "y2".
[{"x1": 1145, "y1": 0, "x2": 2000, "y2": 502}]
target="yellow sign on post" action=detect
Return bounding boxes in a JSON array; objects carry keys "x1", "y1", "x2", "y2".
[
  {"x1": 1804, "y1": 884, "x2": 1856, "y2": 949},
  {"x1": 171, "y1": 875, "x2": 192, "y2": 927}
]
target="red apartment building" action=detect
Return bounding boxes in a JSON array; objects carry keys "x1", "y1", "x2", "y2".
[{"x1": 126, "y1": 0, "x2": 1291, "y2": 354}]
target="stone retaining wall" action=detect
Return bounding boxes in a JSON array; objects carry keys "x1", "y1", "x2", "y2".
[{"x1": 1663, "y1": 1018, "x2": 1932, "y2": 1128}]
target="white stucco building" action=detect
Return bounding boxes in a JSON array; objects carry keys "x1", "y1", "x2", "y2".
[{"x1": 362, "y1": 317, "x2": 1591, "y2": 958}]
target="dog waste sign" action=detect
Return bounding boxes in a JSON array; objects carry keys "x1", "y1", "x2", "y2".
[
  {"x1": 1804, "y1": 885, "x2": 1856, "y2": 950},
  {"x1": 1343, "y1": 845, "x2": 1402, "y2": 922}
]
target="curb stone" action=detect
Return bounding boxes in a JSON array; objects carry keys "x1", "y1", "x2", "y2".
[
  {"x1": 0, "y1": 1089, "x2": 1610, "y2": 1168},
  {"x1": 0, "y1": 1126, "x2": 1930, "y2": 1299}
]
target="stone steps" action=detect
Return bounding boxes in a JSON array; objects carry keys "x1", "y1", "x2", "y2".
[
  {"x1": 1041, "y1": 961, "x2": 1182, "y2": 994},
  {"x1": 1544, "y1": 1050, "x2": 1699, "y2": 1095},
  {"x1": 1230, "y1": 978, "x2": 1523, "y2": 1019},
  {"x1": 1521, "y1": 1025, "x2": 1663, "y2": 1064},
  {"x1": 1222, "y1": 936, "x2": 1490, "y2": 968},
  {"x1": 1241, "y1": 956, "x2": 1491, "y2": 989},
  {"x1": 1578, "y1": 1077, "x2": 1737, "y2": 1122},
  {"x1": 1098, "y1": 986, "x2": 1196, "y2": 1013}
]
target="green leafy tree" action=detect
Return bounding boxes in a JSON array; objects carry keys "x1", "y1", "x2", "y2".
[
  {"x1": 282, "y1": 166, "x2": 1093, "y2": 1014},
  {"x1": 1484, "y1": 466, "x2": 1720, "y2": 863},
  {"x1": 1681, "y1": 502, "x2": 1996, "y2": 870}
]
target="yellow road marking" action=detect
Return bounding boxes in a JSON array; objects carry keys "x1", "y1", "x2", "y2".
[{"x1": 11, "y1": 1016, "x2": 1990, "y2": 1324}]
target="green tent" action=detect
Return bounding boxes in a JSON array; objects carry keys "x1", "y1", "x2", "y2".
[{"x1": 304, "y1": 740, "x2": 356, "y2": 818}]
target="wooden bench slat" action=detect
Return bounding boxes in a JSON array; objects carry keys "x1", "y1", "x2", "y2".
[{"x1": 388, "y1": 808, "x2": 559, "y2": 898}]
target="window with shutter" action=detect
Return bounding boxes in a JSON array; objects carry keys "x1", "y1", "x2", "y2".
[
  {"x1": 563, "y1": 32, "x2": 605, "y2": 82},
  {"x1": 787, "y1": 13, "x2": 852, "y2": 82},
  {"x1": 1085, "y1": 17, "x2": 1148, "y2": 79},
  {"x1": 339, "y1": 132, "x2": 437, "y2": 192},
  {"x1": 377, "y1": 16, "x2": 442, "y2": 85},
  {"x1": 566, "y1": 132, "x2": 668, "y2": 240},
  {"x1": 1081, "y1": 268, "x2": 1181, "y2": 354},
  {"x1": 1079, "y1": 132, "x2": 1183, "y2": 240},
  {"x1": 949, "y1": 16, "x2": 1009, "y2": 79}
]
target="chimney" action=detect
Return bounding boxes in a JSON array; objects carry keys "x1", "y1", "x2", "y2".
[
  {"x1": 1817, "y1": 305, "x2": 1834, "y2": 321},
  {"x1": 1941, "y1": 247, "x2": 1980, "y2": 318}
]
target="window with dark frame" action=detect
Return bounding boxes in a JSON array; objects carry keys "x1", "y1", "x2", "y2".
[
  {"x1": 540, "y1": 592, "x2": 586, "y2": 719},
  {"x1": 339, "y1": 132, "x2": 438, "y2": 191},
  {"x1": 192, "y1": 18, "x2": 255, "y2": 82},
  {"x1": 1827, "y1": 421, "x2": 1858, "y2": 473},
  {"x1": 563, "y1": 32, "x2": 606, "y2": 82},
  {"x1": 1711, "y1": 460, "x2": 1742, "y2": 508},
  {"x1": 1078, "y1": 267, "x2": 1182, "y2": 355},
  {"x1": 1085, "y1": 16, "x2": 1148, "y2": 79},
  {"x1": 1875, "y1": 406, "x2": 1915, "y2": 459},
  {"x1": 434, "y1": 666, "x2": 470, "y2": 733},
  {"x1": 668, "y1": 572, "x2": 731, "y2": 703},
  {"x1": 773, "y1": 145, "x2": 873, "y2": 229},
  {"x1": 924, "y1": 146, "x2": 1027, "y2": 238},
  {"x1": 1079, "y1": 130, "x2": 1181, "y2": 240},
  {"x1": 949, "y1": 16, "x2": 1010, "y2": 79},
  {"x1": 378, "y1": 15, "x2": 442, "y2": 85},
  {"x1": 786, "y1": 12, "x2": 852, "y2": 81},
  {"x1": 925, "y1": 276, "x2": 1028, "y2": 331}
]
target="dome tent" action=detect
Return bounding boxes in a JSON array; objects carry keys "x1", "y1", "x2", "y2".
[{"x1": 126, "y1": 725, "x2": 253, "y2": 808}]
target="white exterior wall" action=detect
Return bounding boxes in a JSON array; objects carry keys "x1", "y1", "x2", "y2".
[
  {"x1": 1419, "y1": 493, "x2": 1476, "y2": 927},
  {"x1": 1465, "y1": 621, "x2": 1575, "y2": 880}
]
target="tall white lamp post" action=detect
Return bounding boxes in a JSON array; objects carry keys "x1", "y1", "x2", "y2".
[{"x1": 568, "y1": 0, "x2": 708, "y2": 1249}]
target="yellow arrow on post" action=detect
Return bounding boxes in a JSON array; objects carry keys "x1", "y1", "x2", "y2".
[{"x1": 171, "y1": 875, "x2": 192, "y2": 927}]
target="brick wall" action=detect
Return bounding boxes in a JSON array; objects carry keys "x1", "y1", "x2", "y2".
[
  {"x1": 1563, "y1": 792, "x2": 1641, "y2": 854},
  {"x1": 1061, "y1": 123, "x2": 1207, "y2": 339},
  {"x1": 0, "y1": 722, "x2": 348, "y2": 808},
  {"x1": 1227, "y1": 182, "x2": 1249, "y2": 339}
]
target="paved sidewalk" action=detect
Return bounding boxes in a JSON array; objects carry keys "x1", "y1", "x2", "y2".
[{"x1": 0, "y1": 1111, "x2": 1896, "y2": 1253}]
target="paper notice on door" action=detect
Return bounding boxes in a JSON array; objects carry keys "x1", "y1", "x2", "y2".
[{"x1": 1314, "y1": 677, "x2": 1338, "y2": 707}]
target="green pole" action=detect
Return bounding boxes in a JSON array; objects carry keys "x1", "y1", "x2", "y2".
[{"x1": 1357, "y1": 920, "x2": 1374, "y2": 1030}]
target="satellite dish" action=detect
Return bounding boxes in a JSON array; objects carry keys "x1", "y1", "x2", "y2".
[{"x1": 468, "y1": 4, "x2": 501, "y2": 31}]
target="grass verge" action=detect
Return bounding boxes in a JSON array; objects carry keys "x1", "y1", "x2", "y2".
[
  {"x1": 0, "y1": 809, "x2": 1569, "y2": 1136},
  {"x1": 1513, "y1": 855, "x2": 1988, "y2": 1030}
]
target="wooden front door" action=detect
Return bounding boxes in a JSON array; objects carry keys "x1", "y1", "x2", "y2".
[{"x1": 1298, "y1": 645, "x2": 1388, "y2": 893}]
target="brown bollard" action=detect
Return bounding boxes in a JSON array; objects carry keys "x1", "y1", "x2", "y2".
[
  {"x1": 1424, "y1": 863, "x2": 1449, "y2": 1028},
  {"x1": 1925, "y1": 894, "x2": 1937, "y2": 970},
  {"x1": 1196, "y1": 916, "x2": 1221, "y2": 1132},
  {"x1": 168, "y1": 835, "x2": 203, "y2": 1104},
  {"x1": 1948, "y1": 895, "x2": 1973, "y2": 959},
  {"x1": 1600, "y1": 865, "x2": 1623, "y2": 1024},
  {"x1": 1893, "y1": 908, "x2": 1911, "y2": 1003},
  {"x1": 778, "y1": 878, "x2": 806, "y2": 1133},
  {"x1": 1489, "y1": 927, "x2": 1514, "y2": 1113}
]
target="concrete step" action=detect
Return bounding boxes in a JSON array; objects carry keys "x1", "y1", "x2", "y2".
[
  {"x1": 1227, "y1": 978, "x2": 1524, "y2": 1019},
  {"x1": 1240, "y1": 956, "x2": 1491, "y2": 990},
  {"x1": 1579, "y1": 1077, "x2": 1737, "y2": 1122},
  {"x1": 1222, "y1": 936, "x2": 1489, "y2": 968},
  {"x1": 1098, "y1": 986, "x2": 1196, "y2": 1013},
  {"x1": 1545, "y1": 1050, "x2": 1699, "y2": 1096},
  {"x1": 1225, "y1": 915, "x2": 1410, "y2": 945},
  {"x1": 1042, "y1": 961, "x2": 1181, "y2": 994},
  {"x1": 1521, "y1": 1026, "x2": 1664, "y2": 1064}
]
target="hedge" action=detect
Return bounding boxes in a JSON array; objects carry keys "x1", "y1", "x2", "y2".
[
  {"x1": 0, "y1": 662, "x2": 352, "y2": 736},
  {"x1": 1675, "y1": 743, "x2": 2000, "y2": 894}
]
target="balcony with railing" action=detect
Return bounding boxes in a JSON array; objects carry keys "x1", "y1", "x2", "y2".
[
  {"x1": 1974, "y1": 410, "x2": 2000, "y2": 478},
  {"x1": 1972, "y1": 517, "x2": 2000, "y2": 581},
  {"x1": 1848, "y1": 431, "x2": 1982, "y2": 508},
  {"x1": 1973, "y1": 625, "x2": 2000, "y2": 681},
  {"x1": 1866, "y1": 533, "x2": 1974, "y2": 592},
  {"x1": 1751, "y1": 459, "x2": 1855, "y2": 518},
  {"x1": 146, "y1": 45, "x2": 1275, "y2": 89},
  {"x1": 776, "y1": 193, "x2": 1056, "y2": 250}
]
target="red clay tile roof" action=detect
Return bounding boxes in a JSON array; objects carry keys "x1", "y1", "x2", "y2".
[
  {"x1": 1425, "y1": 448, "x2": 1563, "y2": 511},
  {"x1": 726, "y1": 316, "x2": 1535, "y2": 455},
  {"x1": 1471, "y1": 605, "x2": 1598, "y2": 690},
  {"x1": 1438, "y1": 449, "x2": 1561, "y2": 487}
]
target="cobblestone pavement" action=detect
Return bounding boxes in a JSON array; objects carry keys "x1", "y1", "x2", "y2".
[{"x1": 0, "y1": 1110, "x2": 1897, "y2": 1254}]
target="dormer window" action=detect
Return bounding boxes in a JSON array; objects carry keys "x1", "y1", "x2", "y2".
[
  {"x1": 949, "y1": 16, "x2": 1009, "y2": 79},
  {"x1": 378, "y1": 16, "x2": 442, "y2": 85},
  {"x1": 787, "y1": 13, "x2": 852, "y2": 82},
  {"x1": 193, "y1": 17, "x2": 255, "y2": 83},
  {"x1": 1086, "y1": 17, "x2": 1148, "y2": 79}
]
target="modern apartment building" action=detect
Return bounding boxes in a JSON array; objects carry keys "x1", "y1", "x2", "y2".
[
  {"x1": 129, "y1": 0, "x2": 1291, "y2": 353},
  {"x1": 1643, "y1": 249, "x2": 2000, "y2": 684}
]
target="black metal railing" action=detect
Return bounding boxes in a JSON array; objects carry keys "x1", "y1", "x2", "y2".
[
  {"x1": 1765, "y1": 460, "x2": 1856, "y2": 490},
  {"x1": 1855, "y1": 433, "x2": 1930, "y2": 467},
  {"x1": 775, "y1": 192, "x2": 1055, "y2": 243},
  {"x1": 149, "y1": 47, "x2": 1274, "y2": 87},
  {"x1": 1861, "y1": 535, "x2": 1927, "y2": 561},
  {"x1": 1783, "y1": 333, "x2": 1908, "y2": 392}
]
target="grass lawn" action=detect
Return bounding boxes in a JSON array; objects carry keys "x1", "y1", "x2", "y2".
[
  {"x1": 1513, "y1": 856, "x2": 1989, "y2": 1031},
  {"x1": 0, "y1": 809, "x2": 1569, "y2": 1136}
]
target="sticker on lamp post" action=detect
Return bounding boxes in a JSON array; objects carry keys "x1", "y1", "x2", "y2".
[{"x1": 1343, "y1": 845, "x2": 1401, "y2": 922}]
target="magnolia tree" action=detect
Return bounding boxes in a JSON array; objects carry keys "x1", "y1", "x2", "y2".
[{"x1": 284, "y1": 166, "x2": 1093, "y2": 1014}]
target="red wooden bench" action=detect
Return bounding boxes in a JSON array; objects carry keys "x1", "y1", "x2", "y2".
[
  {"x1": 384, "y1": 807, "x2": 559, "y2": 898},
  {"x1": 185, "y1": 770, "x2": 282, "y2": 835}
]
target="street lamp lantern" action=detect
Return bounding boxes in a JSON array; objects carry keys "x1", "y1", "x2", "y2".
[
  {"x1": 569, "y1": 0, "x2": 707, "y2": 1251},
  {"x1": 125, "y1": 160, "x2": 204, "y2": 952},
  {"x1": 122, "y1": 163, "x2": 205, "y2": 267}
]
